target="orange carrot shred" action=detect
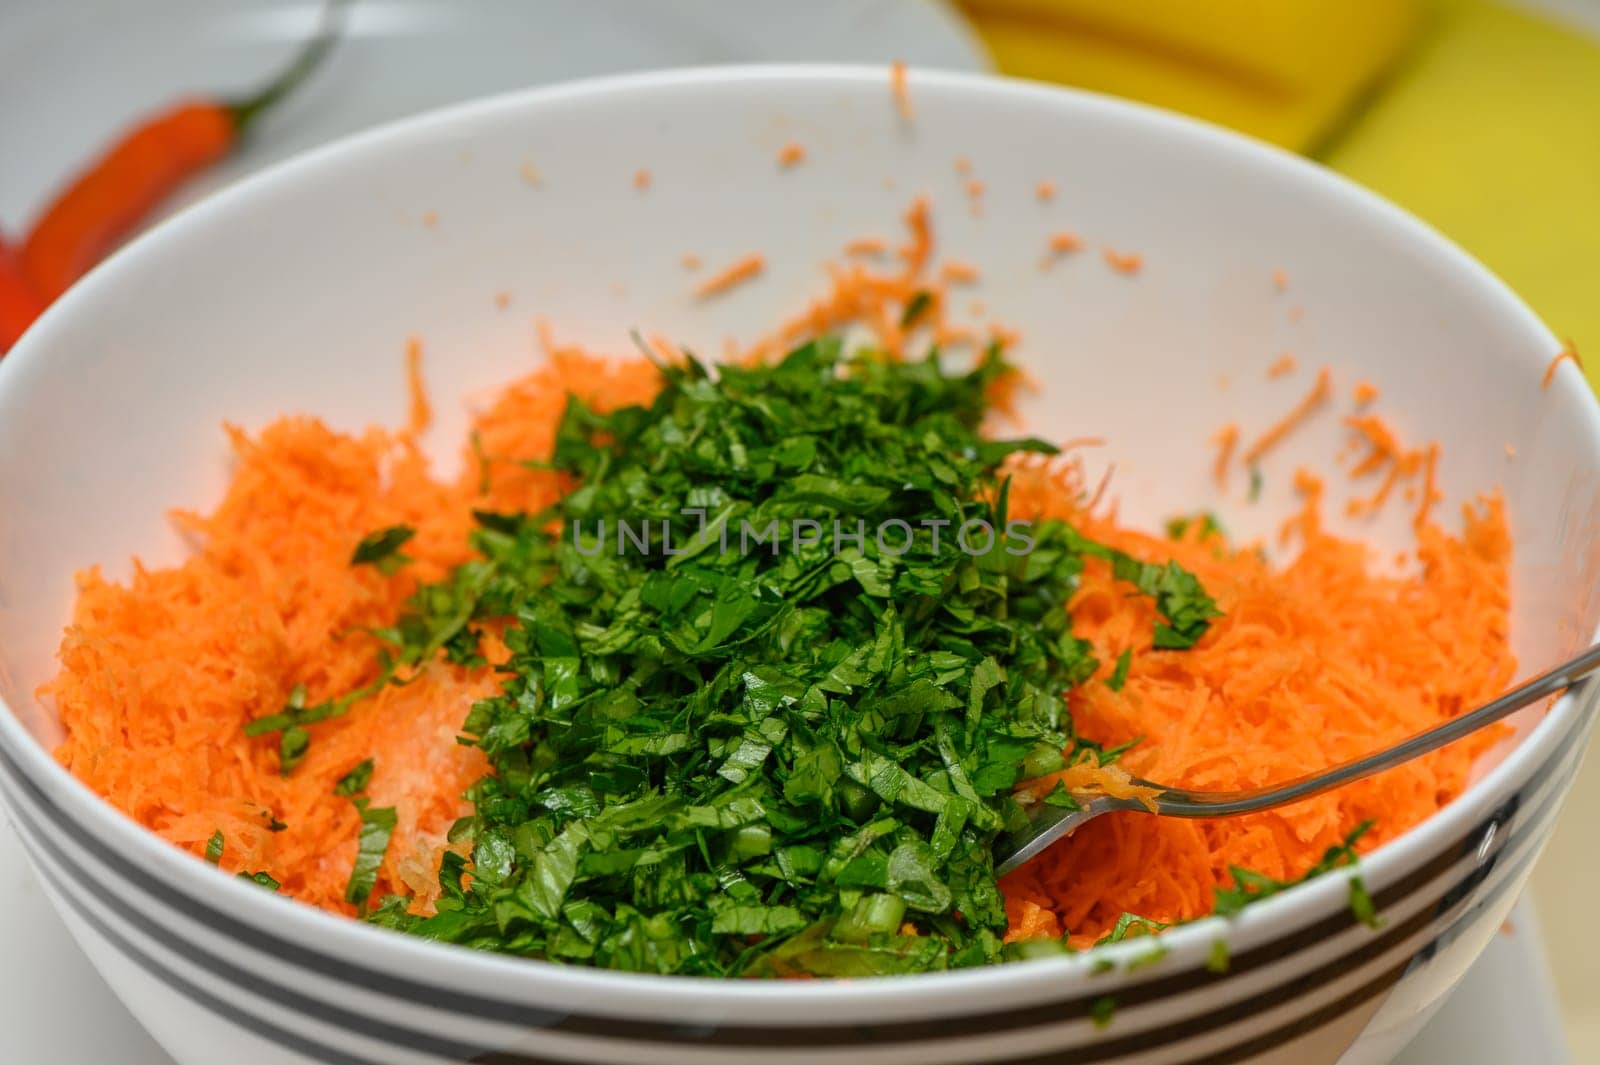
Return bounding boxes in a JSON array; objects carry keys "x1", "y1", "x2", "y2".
[
  {"x1": 404, "y1": 337, "x2": 430, "y2": 435},
  {"x1": 1344, "y1": 415, "x2": 1403, "y2": 477},
  {"x1": 1413, "y1": 442, "x2": 1442, "y2": 529},
  {"x1": 1266, "y1": 353, "x2": 1297, "y2": 379},
  {"x1": 681, "y1": 253, "x2": 702, "y2": 272},
  {"x1": 989, "y1": 322, "x2": 1021, "y2": 351},
  {"x1": 1542, "y1": 342, "x2": 1580, "y2": 389},
  {"x1": 1352, "y1": 381, "x2": 1379, "y2": 407},
  {"x1": 899, "y1": 196, "x2": 933, "y2": 277},
  {"x1": 940, "y1": 260, "x2": 980, "y2": 285},
  {"x1": 890, "y1": 61, "x2": 912, "y2": 121},
  {"x1": 844, "y1": 237, "x2": 887, "y2": 257},
  {"x1": 1211, "y1": 423, "x2": 1239, "y2": 488},
  {"x1": 633, "y1": 169, "x2": 651, "y2": 191},
  {"x1": 693, "y1": 253, "x2": 765, "y2": 299},
  {"x1": 777, "y1": 142, "x2": 806, "y2": 168},
  {"x1": 1036, "y1": 180, "x2": 1057, "y2": 202},
  {"x1": 1048, "y1": 231, "x2": 1083, "y2": 255},
  {"x1": 1272, "y1": 269, "x2": 1289, "y2": 291},
  {"x1": 1242, "y1": 368, "x2": 1331, "y2": 466},
  {"x1": 1103, "y1": 247, "x2": 1142, "y2": 275}
]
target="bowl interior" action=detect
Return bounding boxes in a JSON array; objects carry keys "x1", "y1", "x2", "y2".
[{"x1": 2, "y1": 66, "x2": 1597, "y2": 837}]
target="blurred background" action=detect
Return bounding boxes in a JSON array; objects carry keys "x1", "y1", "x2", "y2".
[{"x1": 1, "y1": 1, "x2": 1596, "y2": 1061}]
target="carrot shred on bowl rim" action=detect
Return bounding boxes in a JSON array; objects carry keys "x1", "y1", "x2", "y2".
[
  {"x1": 889, "y1": 60, "x2": 912, "y2": 121},
  {"x1": 45, "y1": 196, "x2": 1517, "y2": 947},
  {"x1": 1542, "y1": 341, "x2": 1580, "y2": 389}
]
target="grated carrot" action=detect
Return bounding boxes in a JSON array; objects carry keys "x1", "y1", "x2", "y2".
[
  {"x1": 1242, "y1": 368, "x2": 1331, "y2": 467},
  {"x1": 1211, "y1": 423, "x2": 1239, "y2": 489},
  {"x1": 844, "y1": 237, "x2": 887, "y2": 257},
  {"x1": 1413, "y1": 442, "x2": 1441, "y2": 529},
  {"x1": 1353, "y1": 381, "x2": 1379, "y2": 407},
  {"x1": 1048, "y1": 231, "x2": 1083, "y2": 255},
  {"x1": 1340, "y1": 412, "x2": 1445, "y2": 523},
  {"x1": 46, "y1": 352, "x2": 666, "y2": 912},
  {"x1": 1266, "y1": 353, "x2": 1297, "y2": 379},
  {"x1": 1344, "y1": 415, "x2": 1403, "y2": 477},
  {"x1": 693, "y1": 253, "x2": 765, "y2": 299},
  {"x1": 1279, "y1": 466, "x2": 1325, "y2": 546},
  {"x1": 889, "y1": 61, "x2": 912, "y2": 121},
  {"x1": 989, "y1": 322, "x2": 1022, "y2": 351},
  {"x1": 1022, "y1": 760, "x2": 1160, "y2": 813},
  {"x1": 681, "y1": 253, "x2": 702, "y2": 271},
  {"x1": 1036, "y1": 181, "x2": 1057, "y2": 202},
  {"x1": 1103, "y1": 247, "x2": 1142, "y2": 275},
  {"x1": 493, "y1": 291, "x2": 510, "y2": 311},
  {"x1": 740, "y1": 201, "x2": 933, "y2": 362},
  {"x1": 954, "y1": 157, "x2": 973, "y2": 176},
  {"x1": 776, "y1": 142, "x2": 806, "y2": 168},
  {"x1": 899, "y1": 196, "x2": 933, "y2": 277},
  {"x1": 940, "y1": 260, "x2": 980, "y2": 285},
  {"x1": 1272, "y1": 269, "x2": 1289, "y2": 291},
  {"x1": 633, "y1": 169, "x2": 651, "y2": 191},
  {"x1": 404, "y1": 338, "x2": 430, "y2": 435},
  {"x1": 1000, "y1": 471, "x2": 1513, "y2": 943},
  {"x1": 1347, "y1": 448, "x2": 1419, "y2": 517},
  {"x1": 1543, "y1": 342, "x2": 1580, "y2": 389}
]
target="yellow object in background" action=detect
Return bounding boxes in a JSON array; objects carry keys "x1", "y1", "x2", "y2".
[
  {"x1": 956, "y1": 0, "x2": 1422, "y2": 150},
  {"x1": 1324, "y1": 0, "x2": 1600, "y2": 393},
  {"x1": 959, "y1": 0, "x2": 1600, "y2": 391}
]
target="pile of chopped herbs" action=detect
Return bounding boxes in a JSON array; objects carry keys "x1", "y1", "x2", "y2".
[{"x1": 277, "y1": 338, "x2": 1232, "y2": 976}]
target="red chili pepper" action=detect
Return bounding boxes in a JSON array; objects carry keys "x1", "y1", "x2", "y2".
[
  {"x1": 19, "y1": 2, "x2": 346, "y2": 303},
  {"x1": 0, "y1": 232, "x2": 47, "y2": 354}
]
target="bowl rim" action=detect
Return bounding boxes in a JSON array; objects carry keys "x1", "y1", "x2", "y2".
[{"x1": 1, "y1": 62, "x2": 1596, "y2": 1019}]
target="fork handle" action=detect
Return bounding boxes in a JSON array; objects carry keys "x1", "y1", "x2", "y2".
[
  {"x1": 995, "y1": 640, "x2": 1600, "y2": 876},
  {"x1": 1153, "y1": 639, "x2": 1600, "y2": 817}
]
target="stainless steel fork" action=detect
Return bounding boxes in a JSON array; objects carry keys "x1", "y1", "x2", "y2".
[{"x1": 994, "y1": 640, "x2": 1600, "y2": 876}]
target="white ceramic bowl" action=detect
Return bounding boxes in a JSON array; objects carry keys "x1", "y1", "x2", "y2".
[{"x1": 0, "y1": 67, "x2": 1597, "y2": 1065}]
